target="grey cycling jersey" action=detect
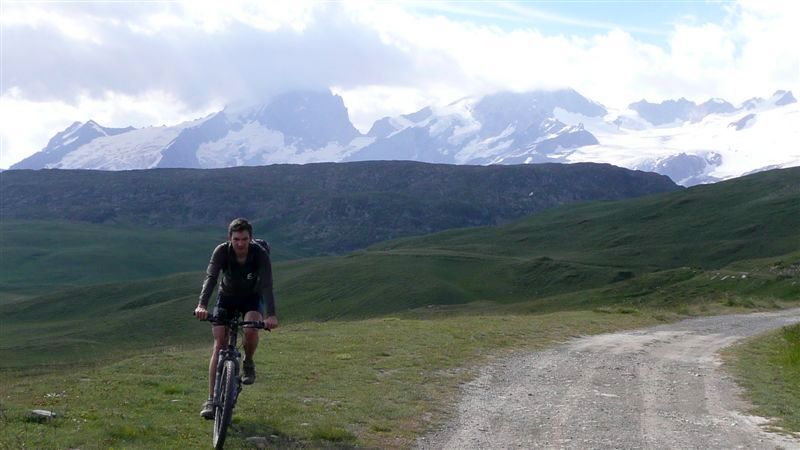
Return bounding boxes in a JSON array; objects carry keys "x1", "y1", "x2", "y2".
[{"x1": 198, "y1": 242, "x2": 276, "y2": 316}]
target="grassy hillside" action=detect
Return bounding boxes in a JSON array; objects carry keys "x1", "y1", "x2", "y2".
[
  {"x1": 374, "y1": 167, "x2": 800, "y2": 270},
  {"x1": 4, "y1": 249, "x2": 798, "y2": 372},
  {"x1": 1, "y1": 167, "x2": 798, "y2": 447},
  {"x1": 0, "y1": 221, "x2": 306, "y2": 299},
  {"x1": 0, "y1": 161, "x2": 679, "y2": 254},
  {"x1": 0, "y1": 222, "x2": 213, "y2": 296},
  {"x1": 281, "y1": 167, "x2": 800, "y2": 319},
  {"x1": 2, "y1": 168, "x2": 797, "y2": 370}
]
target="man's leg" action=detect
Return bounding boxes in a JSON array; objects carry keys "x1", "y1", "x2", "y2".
[
  {"x1": 243, "y1": 310, "x2": 263, "y2": 359},
  {"x1": 209, "y1": 325, "x2": 228, "y2": 396},
  {"x1": 242, "y1": 310, "x2": 263, "y2": 385},
  {"x1": 201, "y1": 325, "x2": 227, "y2": 419}
]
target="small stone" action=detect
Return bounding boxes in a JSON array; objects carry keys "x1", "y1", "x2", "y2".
[{"x1": 28, "y1": 410, "x2": 56, "y2": 422}]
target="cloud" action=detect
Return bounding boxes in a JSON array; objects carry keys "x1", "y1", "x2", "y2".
[
  {"x1": 3, "y1": 2, "x2": 419, "y2": 107},
  {"x1": 728, "y1": 0, "x2": 800, "y2": 97},
  {"x1": 341, "y1": 0, "x2": 798, "y2": 107},
  {"x1": 1, "y1": 0, "x2": 798, "y2": 168}
]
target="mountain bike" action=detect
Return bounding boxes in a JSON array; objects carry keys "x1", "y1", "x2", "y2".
[{"x1": 196, "y1": 312, "x2": 268, "y2": 449}]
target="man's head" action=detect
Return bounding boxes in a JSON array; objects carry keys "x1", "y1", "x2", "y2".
[
  {"x1": 228, "y1": 218, "x2": 253, "y2": 239},
  {"x1": 228, "y1": 218, "x2": 253, "y2": 256}
]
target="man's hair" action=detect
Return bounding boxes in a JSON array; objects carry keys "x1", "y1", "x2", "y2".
[{"x1": 228, "y1": 218, "x2": 253, "y2": 238}]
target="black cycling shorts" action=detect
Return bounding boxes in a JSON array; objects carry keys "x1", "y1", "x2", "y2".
[{"x1": 212, "y1": 293, "x2": 264, "y2": 322}]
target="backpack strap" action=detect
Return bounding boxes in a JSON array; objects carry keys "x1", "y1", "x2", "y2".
[{"x1": 221, "y1": 241, "x2": 232, "y2": 271}]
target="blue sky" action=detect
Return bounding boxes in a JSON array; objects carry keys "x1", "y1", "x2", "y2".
[
  {"x1": 1, "y1": 0, "x2": 797, "y2": 168},
  {"x1": 410, "y1": 1, "x2": 729, "y2": 43}
]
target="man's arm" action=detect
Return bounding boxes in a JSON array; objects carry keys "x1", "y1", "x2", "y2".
[
  {"x1": 196, "y1": 244, "x2": 225, "y2": 318},
  {"x1": 257, "y1": 250, "x2": 277, "y2": 326}
]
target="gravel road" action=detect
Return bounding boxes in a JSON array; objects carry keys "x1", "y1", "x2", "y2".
[{"x1": 419, "y1": 309, "x2": 800, "y2": 450}]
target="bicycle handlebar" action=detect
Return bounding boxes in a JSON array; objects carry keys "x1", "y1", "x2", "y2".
[{"x1": 192, "y1": 311, "x2": 270, "y2": 330}]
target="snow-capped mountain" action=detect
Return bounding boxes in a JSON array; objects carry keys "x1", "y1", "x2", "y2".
[
  {"x1": 12, "y1": 120, "x2": 135, "y2": 170},
  {"x1": 347, "y1": 89, "x2": 604, "y2": 165},
  {"x1": 560, "y1": 90, "x2": 799, "y2": 185},
  {"x1": 11, "y1": 88, "x2": 799, "y2": 186}
]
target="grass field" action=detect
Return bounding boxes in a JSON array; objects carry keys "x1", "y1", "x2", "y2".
[
  {"x1": 1, "y1": 167, "x2": 798, "y2": 447},
  {"x1": 0, "y1": 311, "x2": 686, "y2": 449},
  {"x1": 725, "y1": 322, "x2": 800, "y2": 434},
  {"x1": 1, "y1": 255, "x2": 796, "y2": 447},
  {"x1": 3, "y1": 248, "x2": 797, "y2": 373}
]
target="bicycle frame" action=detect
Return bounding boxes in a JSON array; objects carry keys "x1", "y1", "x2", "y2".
[
  {"x1": 195, "y1": 313, "x2": 267, "y2": 449},
  {"x1": 209, "y1": 315, "x2": 265, "y2": 408},
  {"x1": 214, "y1": 323, "x2": 241, "y2": 411}
]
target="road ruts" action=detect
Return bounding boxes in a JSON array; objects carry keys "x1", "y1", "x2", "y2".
[{"x1": 419, "y1": 309, "x2": 800, "y2": 450}]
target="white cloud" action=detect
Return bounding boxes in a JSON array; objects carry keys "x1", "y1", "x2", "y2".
[
  {"x1": 129, "y1": 1, "x2": 320, "y2": 35},
  {"x1": 1, "y1": 0, "x2": 798, "y2": 168},
  {"x1": 729, "y1": 0, "x2": 800, "y2": 98},
  {"x1": 1, "y1": 4, "x2": 99, "y2": 43}
]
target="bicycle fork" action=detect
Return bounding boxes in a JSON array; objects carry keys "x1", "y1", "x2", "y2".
[{"x1": 213, "y1": 350, "x2": 243, "y2": 408}]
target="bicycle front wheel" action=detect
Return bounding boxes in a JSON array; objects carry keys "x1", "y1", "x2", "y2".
[{"x1": 213, "y1": 359, "x2": 237, "y2": 449}]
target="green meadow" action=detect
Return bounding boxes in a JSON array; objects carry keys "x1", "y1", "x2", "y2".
[
  {"x1": 725, "y1": 322, "x2": 800, "y2": 434},
  {"x1": 1, "y1": 167, "x2": 798, "y2": 448}
]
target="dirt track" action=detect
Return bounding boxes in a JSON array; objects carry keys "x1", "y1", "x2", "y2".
[{"x1": 419, "y1": 309, "x2": 800, "y2": 449}]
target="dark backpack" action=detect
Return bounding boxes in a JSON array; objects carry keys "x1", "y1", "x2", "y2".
[{"x1": 253, "y1": 238, "x2": 271, "y2": 256}]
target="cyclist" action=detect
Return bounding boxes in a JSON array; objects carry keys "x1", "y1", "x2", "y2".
[{"x1": 194, "y1": 218, "x2": 278, "y2": 419}]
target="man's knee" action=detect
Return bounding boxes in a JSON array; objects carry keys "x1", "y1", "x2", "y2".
[
  {"x1": 244, "y1": 328, "x2": 259, "y2": 340},
  {"x1": 243, "y1": 312, "x2": 261, "y2": 344},
  {"x1": 212, "y1": 326, "x2": 227, "y2": 346},
  {"x1": 244, "y1": 310, "x2": 263, "y2": 321}
]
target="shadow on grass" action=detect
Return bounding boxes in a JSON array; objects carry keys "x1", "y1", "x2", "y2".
[{"x1": 230, "y1": 417, "x2": 360, "y2": 449}]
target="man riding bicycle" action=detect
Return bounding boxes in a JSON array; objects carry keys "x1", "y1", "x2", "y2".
[{"x1": 194, "y1": 218, "x2": 278, "y2": 419}]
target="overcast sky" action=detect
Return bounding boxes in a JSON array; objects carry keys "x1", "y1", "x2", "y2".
[{"x1": 1, "y1": 0, "x2": 798, "y2": 168}]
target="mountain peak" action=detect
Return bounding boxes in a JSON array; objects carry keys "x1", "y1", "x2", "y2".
[
  {"x1": 773, "y1": 90, "x2": 796, "y2": 106},
  {"x1": 64, "y1": 121, "x2": 83, "y2": 134},
  {"x1": 630, "y1": 96, "x2": 741, "y2": 125},
  {"x1": 80, "y1": 120, "x2": 107, "y2": 136},
  {"x1": 698, "y1": 98, "x2": 735, "y2": 116},
  {"x1": 253, "y1": 89, "x2": 361, "y2": 148},
  {"x1": 629, "y1": 98, "x2": 696, "y2": 125}
]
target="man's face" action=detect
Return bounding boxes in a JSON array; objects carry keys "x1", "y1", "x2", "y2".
[{"x1": 230, "y1": 230, "x2": 251, "y2": 255}]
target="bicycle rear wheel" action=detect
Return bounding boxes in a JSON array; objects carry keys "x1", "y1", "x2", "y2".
[{"x1": 213, "y1": 359, "x2": 237, "y2": 449}]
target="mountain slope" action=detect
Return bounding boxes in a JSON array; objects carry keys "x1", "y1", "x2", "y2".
[
  {"x1": 375, "y1": 166, "x2": 800, "y2": 269},
  {"x1": 557, "y1": 90, "x2": 800, "y2": 185},
  {"x1": 347, "y1": 89, "x2": 606, "y2": 165},
  {"x1": 1, "y1": 167, "x2": 796, "y2": 347},
  {"x1": 11, "y1": 120, "x2": 135, "y2": 169},
  {"x1": 0, "y1": 161, "x2": 679, "y2": 254},
  {"x1": 11, "y1": 88, "x2": 798, "y2": 186},
  {"x1": 281, "y1": 166, "x2": 800, "y2": 319},
  {"x1": 14, "y1": 89, "x2": 609, "y2": 171}
]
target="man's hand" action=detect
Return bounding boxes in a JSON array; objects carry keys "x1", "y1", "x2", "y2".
[
  {"x1": 195, "y1": 305, "x2": 209, "y2": 320},
  {"x1": 264, "y1": 315, "x2": 278, "y2": 330}
]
